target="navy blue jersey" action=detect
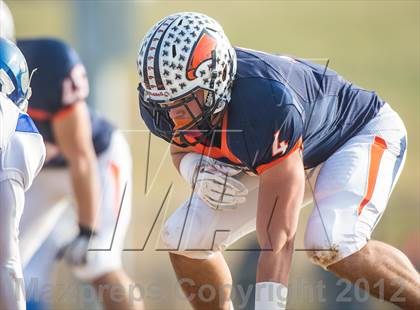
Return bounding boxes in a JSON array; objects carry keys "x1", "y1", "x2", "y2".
[
  {"x1": 17, "y1": 38, "x2": 114, "y2": 167},
  {"x1": 140, "y1": 47, "x2": 384, "y2": 174}
]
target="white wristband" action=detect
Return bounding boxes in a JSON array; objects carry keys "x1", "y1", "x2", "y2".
[
  {"x1": 255, "y1": 282, "x2": 288, "y2": 310},
  {"x1": 179, "y1": 152, "x2": 203, "y2": 185}
]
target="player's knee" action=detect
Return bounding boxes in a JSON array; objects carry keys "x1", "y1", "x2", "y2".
[
  {"x1": 304, "y1": 244, "x2": 341, "y2": 269},
  {"x1": 304, "y1": 215, "x2": 339, "y2": 268},
  {"x1": 160, "y1": 210, "x2": 183, "y2": 250},
  {"x1": 304, "y1": 216, "x2": 368, "y2": 269},
  {"x1": 258, "y1": 229, "x2": 293, "y2": 255},
  {"x1": 160, "y1": 215, "x2": 215, "y2": 260}
]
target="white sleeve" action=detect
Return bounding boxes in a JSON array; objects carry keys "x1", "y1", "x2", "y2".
[
  {"x1": 0, "y1": 179, "x2": 26, "y2": 310},
  {"x1": 0, "y1": 178, "x2": 25, "y2": 244},
  {"x1": 1, "y1": 97, "x2": 45, "y2": 190},
  {"x1": 179, "y1": 152, "x2": 203, "y2": 185},
  {"x1": 0, "y1": 131, "x2": 46, "y2": 191}
]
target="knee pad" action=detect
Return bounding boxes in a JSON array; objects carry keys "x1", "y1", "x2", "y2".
[
  {"x1": 160, "y1": 191, "x2": 257, "y2": 261},
  {"x1": 160, "y1": 211, "x2": 216, "y2": 260},
  {"x1": 71, "y1": 252, "x2": 122, "y2": 281},
  {"x1": 71, "y1": 235, "x2": 123, "y2": 281},
  {"x1": 160, "y1": 198, "x2": 219, "y2": 260}
]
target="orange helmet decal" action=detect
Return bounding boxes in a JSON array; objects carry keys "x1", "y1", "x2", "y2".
[{"x1": 186, "y1": 30, "x2": 217, "y2": 81}]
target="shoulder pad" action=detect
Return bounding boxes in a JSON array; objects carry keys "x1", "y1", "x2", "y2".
[
  {"x1": 16, "y1": 113, "x2": 40, "y2": 134},
  {"x1": 0, "y1": 95, "x2": 20, "y2": 150},
  {"x1": 0, "y1": 129, "x2": 45, "y2": 190}
]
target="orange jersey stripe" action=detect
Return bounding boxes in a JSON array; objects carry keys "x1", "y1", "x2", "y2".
[
  {"x1": 220, "y1": 113, "x2": 242, "y2": 165},
  {"x1": 27, "y1": 107, "x2": 53, "y2": 121},
  {"x1": 256, "y1": 137, "x2": 303, "y2": 175},
  {"x1": 109, "y1": 161, "x2": 121, "y2": 215},
  {"x1": 186, "y1": 112, "x2": 242, "y2": 165},
  {"x1": 28, "y1": 102, "x2": 81, "y2": 122},
  {"x1": 358, "y1": 136, "x2": 388, "y2": 216},
  {"x1": 52, "y1": 102, "x2": 80, "y2": 121}
]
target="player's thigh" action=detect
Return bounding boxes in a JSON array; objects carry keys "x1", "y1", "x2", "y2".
[
  {"x1": 161, "y1": 173, "x2": 259, "y2": 259},
  {"x1": 304, "y1": 131, "x2": 406, "y2": 268},
  {"x1": 72, "y1": 132, "x2": 133, "y2": 280},
  {"x1": 94, "y1": 131, "x2": 132, "y2": 244},
  {"x1": 19, "y1": 168, "x2": 71, "y2": 267}
]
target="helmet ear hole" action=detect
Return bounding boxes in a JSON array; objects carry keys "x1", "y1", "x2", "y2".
[
  {"x1": 203, "y1": 90, "x2": 212, "y2": 106},
  {"x1": 221, "y1": 66, "x2": 227, "y2": 82}
]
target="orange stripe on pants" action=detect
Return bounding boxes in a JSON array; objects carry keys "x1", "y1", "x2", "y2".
[
  {"x1": 358, "y1": 136, "x2": 388, "y2": 216},
  {"x1": 109, "y1": 161, "x2": 121, "y2": 214}
]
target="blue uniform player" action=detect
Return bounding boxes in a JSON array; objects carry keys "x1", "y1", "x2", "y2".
[
  {"x1": 13, "y1": 38, "x2": 142, "y2": 310},
  {"x1": 15, "y1": 38, "x2": 143, "y2": 309},
  {"x1": 2, "y1": 3, "x2": 142, "y2": 307},
  {"x1": 17, "y1": 39, "x2": 114, "y2": 166},
  {"x1": 142, "y1": 47, "x2": 384, "y2": 173},
  {"x1": 138, "y1": 12, "x2": 419, "y2": 310}
]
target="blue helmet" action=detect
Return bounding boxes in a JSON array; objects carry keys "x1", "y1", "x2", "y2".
[{"x1": 0, "y1": 37, "x2": 32, "y2": 111}]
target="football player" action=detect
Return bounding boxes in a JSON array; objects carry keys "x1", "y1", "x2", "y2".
[
  {"x1": 18, "y1": 39, "x2": 143, "y2": 310},
  {"x1": 1, "y1": 2, "x2": 143, "y2": 309},
  {"x1": 138, "y1": 12, "x2": 420, "y2": 309},
  {"x1": 0, "y1": 37, "x2": 45, "y2": 310}
]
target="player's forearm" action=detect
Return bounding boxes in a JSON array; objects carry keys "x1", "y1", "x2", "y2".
[
  {"x1": 255, "y1": 202, "x2": 300, "y2": 284},
  {"x1": 256, "y1": 152, "x2": 304, "y2": 283},
  {"x1": 257, "y1": 236, "x2": 295, "y2": 284},
  {"x1": 170, "y1": 143, "x2": 190, "y2": 172},
  {"x1": 171, "y1": 152, "x2": 187, "y2": 172},
  {"x1": 256, "y1": 185, "x2": 303, "y2": 256},
  {"x1": 68, "y1": 154, "x2": 99, "y2": 230},
  {"x1": 256, "y1": 203, "x2": 298, "y2": 285}
]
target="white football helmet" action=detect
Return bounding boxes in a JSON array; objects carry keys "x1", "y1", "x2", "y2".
[
  {"x1": 137, "y1": 12, "x2": 237, "y2": 146},
  {"x1": 0, "y1": 1, "x2": 15, "y2": 42}
]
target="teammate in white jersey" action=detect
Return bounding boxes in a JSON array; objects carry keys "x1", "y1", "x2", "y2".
[{"x1": 0, "y1": 37, "x2": 45, "y2": 310}]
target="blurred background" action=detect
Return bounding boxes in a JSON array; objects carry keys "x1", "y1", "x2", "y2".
[{"x1": 7, "y1": 0, "x2": 419, "y2": 309}]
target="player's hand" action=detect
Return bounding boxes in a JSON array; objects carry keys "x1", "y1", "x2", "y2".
[
  {"x1": 195, "y1": 164, "x2": 248, "y2": 210},
  {"x1": 180, "y1": 153, "x2": 248, "y2": 210},
  {"x1": 57, "y1": 225, "x2": 96, "y2": 266}
]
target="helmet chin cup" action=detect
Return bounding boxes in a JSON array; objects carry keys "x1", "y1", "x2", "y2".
[{"x1": 140, "y1": 85, "x2": 223, "y2": 147}]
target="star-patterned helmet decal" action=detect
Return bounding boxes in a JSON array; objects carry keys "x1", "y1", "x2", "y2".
[{"x1": 138, "y1": 12, "x2": 237, "y2": 112}]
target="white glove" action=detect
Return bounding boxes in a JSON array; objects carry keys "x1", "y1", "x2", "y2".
[
  {"x1": 57, "y1": 226, "x2": 95, "y2": 266},
  {"x1": 179, "y1": 153, "x2": 248, "y2": 210}
]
